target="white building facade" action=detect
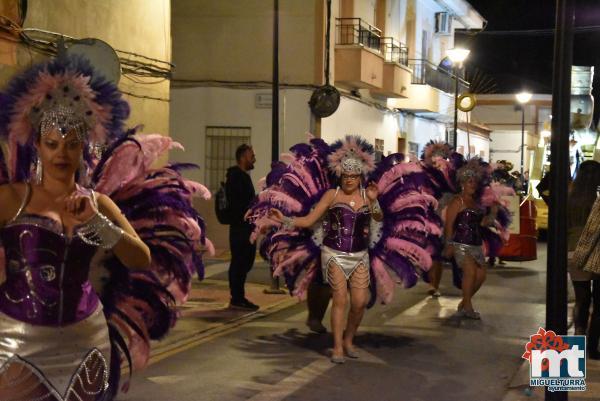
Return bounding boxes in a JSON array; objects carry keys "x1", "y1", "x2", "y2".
[{"x1": 170, "y1": 0, "x2": 486, "y2": 248}]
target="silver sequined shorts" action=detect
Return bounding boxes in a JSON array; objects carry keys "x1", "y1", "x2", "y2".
[
  {"x1": 450, "y1": 242, "x2": 486, "y2": 268},
  {"x1": 321, "y1": 245, "x2": 370, "y2": 283},
  {"x1": 0, "y1": 304, "x2": 111, "y2": 398}
]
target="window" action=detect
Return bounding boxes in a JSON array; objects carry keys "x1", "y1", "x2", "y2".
[
  {"x1": 409, "y1": 141, "x2": 419, "y2": 161},
  {"x1": 205, "y1": 126, "x2": 251, "y2": 192},
  {"x1": 374, "y1": 138, "x2": 385, "y2": 162}
]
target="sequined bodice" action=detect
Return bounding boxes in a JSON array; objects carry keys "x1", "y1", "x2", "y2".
[
  {"x1": 322, "y1": 203, "x2": 371, "y2": 252},
  {"x1": 452, "y1": 208, "x2": 483, "y2": 246},
  {"x1": 0, "y1": 214, "x2": 100, "y2": 326}
]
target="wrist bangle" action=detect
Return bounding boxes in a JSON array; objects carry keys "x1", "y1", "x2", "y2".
[
  {"x1": 371, "y1": 200, "x2": 382, "y2": 215},
  {"x1": 282, "y1": 216, "x2": 295, "y2": 230},
  {"x1": 77, "y1": 212, "x2": 124, "y2": 249}
]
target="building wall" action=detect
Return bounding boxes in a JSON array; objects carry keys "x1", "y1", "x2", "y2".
[
  {"x1": 353, "y1": 0, "x2": 378, "y2": 26},
  {"x1": 489, "y1": 130, "x2": 533, "y2": 171},
  {"x1": 170, "y1": 86, "x2": 312, "y2": 249},
  {"x1": 471, "y1": 97, "x2": 551, "y2": 169},
  {"x1": 457, "y1": 132, "x2": 489, "y2": 160},
  {"x1": 403, "y1": 114, "x2": 446, "y2": 156},
  {"x1": 414, "y1": 0, "x2": 448, "y2": 62},
  {"x1": 0, "y1": 0, "x2": 171, "y2": 135},
  {"x1": 172, "y1": 0, "x2": 317, "y2": 85},
  {"x1": 321, "y1": 97, "x2": 400, "y2": 155},
  {"x1": 385, "y1": 0, "x2": 408, "y2": 43},
  {"x1": 170, "y1": 87, "x2": 312, "y2": 185}
]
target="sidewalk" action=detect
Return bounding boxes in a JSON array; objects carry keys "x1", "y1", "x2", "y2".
[
  {"x1": 149, "y1": 258, "x2": 298, "y2": 364},
  {"x1": 502, "y1": 358, "x2": 600, "y2": 401}
]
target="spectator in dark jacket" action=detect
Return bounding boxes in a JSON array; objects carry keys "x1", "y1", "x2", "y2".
[{"x1": 225, "y1": 144, "x2": 258, "y2": 310}]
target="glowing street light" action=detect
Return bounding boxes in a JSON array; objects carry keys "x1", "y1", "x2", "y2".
[
  {"x1": 516, "y1": 91, "x2": 533, "y2": 104},
  {"x1": 447, "y1": 48, "x2": 471, "y2": 65},
  {"x1": 447, "y1": 48, "x2": 471, "y2": 148}
]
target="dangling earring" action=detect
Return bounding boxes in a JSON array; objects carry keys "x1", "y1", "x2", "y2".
[{"x1": 35, "y1": 157, "x2": 43, "y2": 184}]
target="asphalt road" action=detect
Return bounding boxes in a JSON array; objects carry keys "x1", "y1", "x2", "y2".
[{"x1": 117, "y1": 245, "x2": 598, "y2": 401}]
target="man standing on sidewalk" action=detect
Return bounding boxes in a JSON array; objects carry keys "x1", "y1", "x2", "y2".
[{"x1": 226, "y1": 144, "x2": 259, "y2": 310}]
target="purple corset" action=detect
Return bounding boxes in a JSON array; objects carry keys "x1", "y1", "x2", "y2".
[
  {"x1": 322, "y1": 204, "x2": 371, "y2": 252},
  {"x1": 452, "y1": 208, "x2": 483, "y2": 246},
  {"x1": 0, "y1": 214, "x2": 100, "y2": 326}
]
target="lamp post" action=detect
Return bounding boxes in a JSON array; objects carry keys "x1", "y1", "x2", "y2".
[
  {"x1": 516, "y1": 91, "x2": 533, "y2": 175},
  {"x1": 447, "y1": 48, "x2": 470, "y2": 149}
]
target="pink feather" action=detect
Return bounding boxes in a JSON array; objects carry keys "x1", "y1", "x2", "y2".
[
  {"x1": 377, "y1": 163, "x2": 425, "y2": 194},
  {"x1": 389, "y1": 192, "x2": 438, "y2": 213},
  {"x1": 385, "y1": 238, "x2": 433, "y2": 271},
  {"x1": 292, "y1": 264, "x2": 317, "y2": 300},
  {"x1": 371, "y1": 257, "x2": 395, "y2": 304}
]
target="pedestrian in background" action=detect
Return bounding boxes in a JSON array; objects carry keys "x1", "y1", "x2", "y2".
[
  {"x1": 522, "y1": 170, "x2": 530, "y2": 194},
  {"x1": 226, "y1": 144, "x2": 259, "y2": 310},
  {"x1": 568, "y1": 160, "x2": 600, "y2": 359}
]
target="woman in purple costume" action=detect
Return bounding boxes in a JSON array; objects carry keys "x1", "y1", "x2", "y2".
[
  {"x1": 443, "y1": 159, "x2": 496, "y2": 319},
  {"x1": 0, "y1": 59, "x2": 151, "y2": 400},
  {"x1": 270, "y1": 140, "x2": 383, "y2": 364}
]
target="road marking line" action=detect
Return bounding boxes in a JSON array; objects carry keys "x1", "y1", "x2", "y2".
[
  {"x1": 384, "y1": 296, "x2": 461, "y2": 325},
  {"x1": 146, "y1": 375, "x2": 188, "y2": 385},
  {"x1": 148, "y1": 297, "x2": 298, "y2": 366}
]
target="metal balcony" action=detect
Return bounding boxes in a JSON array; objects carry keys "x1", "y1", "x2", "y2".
[
  {"x1": 336, "y1": 18, "x2": 383, "y2": 53},
  {"x1": 408, "y1": 59, "x2": 469, "y2": 94}
]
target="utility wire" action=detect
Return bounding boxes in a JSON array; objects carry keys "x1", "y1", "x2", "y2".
[{"x1": 469, "y1": 25, "x2": 600, "y2": 36}]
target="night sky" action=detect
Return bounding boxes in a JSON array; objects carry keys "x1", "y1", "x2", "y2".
[{"x1": 457, "y1": 0, "x2": 600, "y2": 122}]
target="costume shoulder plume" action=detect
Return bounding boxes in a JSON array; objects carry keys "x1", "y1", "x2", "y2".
[
  {"x1": 91, "y1": 131, "x2": 213, "y2": 386},
  {"x1": 247, "y1": 136, "x2": 332, "y2": 299},
  {"x1": 367, "y1": 153, "x2": 441, "y2": 305}
]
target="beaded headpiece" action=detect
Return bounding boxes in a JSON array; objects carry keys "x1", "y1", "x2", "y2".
[
  {"x1": 0, "y1": 55, "x2": 130, "y2": 181},
  {"x1": 38, "y1": 105, "x2": 88, "y2": 140},
  {"x1": 328, "y1": 136, "x2": 376, "y2": 178},
  {"x1": 457, "y1": 158, "x2": 488, "y2": 183}
]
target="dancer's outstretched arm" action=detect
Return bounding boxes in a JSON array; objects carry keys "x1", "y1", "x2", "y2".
[{"x1": 269, "y1": 189, "x2": 336, "y2": 228}]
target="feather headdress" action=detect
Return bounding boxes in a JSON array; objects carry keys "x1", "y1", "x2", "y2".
[
  {"x1": 328, "y1": 135, "x2": 375, "y2": 177},
  {"x1": 421, "y1": 140, "x2": 452, "y2": 163},
  {"x1": 0, "y1": 55, "x2": 129, "y2": 181}
]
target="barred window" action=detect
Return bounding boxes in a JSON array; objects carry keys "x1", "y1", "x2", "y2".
[{"x1": 205, "y1": 126, "x2": 251, "y2": 192}]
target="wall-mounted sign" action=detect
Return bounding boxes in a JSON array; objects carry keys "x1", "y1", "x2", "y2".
[{"x1": 255, "y1": 93, "x2": 272, "y2": 109}]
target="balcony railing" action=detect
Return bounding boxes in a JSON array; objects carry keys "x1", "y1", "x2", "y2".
[
  {"x1": 408, "y1": 59, "x2": 469, "y2": 94},
  {"x1": 381, "y1": 37, "x2": 409, "y2": 66},
  {"x1": 336, "y1": 18, "x2": 382, "y2": 53}
]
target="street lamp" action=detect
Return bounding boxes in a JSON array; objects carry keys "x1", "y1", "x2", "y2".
[
  {"x1": 516, "y1": 91, "x2": 533, "y2": 175},
  {"x1": 447, "y1": 48, "x2": 470, "y2": 148}
]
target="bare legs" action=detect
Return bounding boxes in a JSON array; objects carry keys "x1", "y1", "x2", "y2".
[
  {"x1": 306, "y1": 281, "x2": 331, "y2": 333},
  {"x1": 427, "y1": 261, "x2": 443, "y2": 296},
  {"x1": 459, "y1": 255, "x2": 486, "y2": 316},
  {"x1": 327, "y1": 262, "x2": 369, "y2": 360},
  {"x1": 343, "y1": 265, "x2": 369, "y2": 354}
]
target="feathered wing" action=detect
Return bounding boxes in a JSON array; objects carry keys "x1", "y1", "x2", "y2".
[
  {"x1": 480, "y1": 181, "x2": 514, "y2": 257},
  {"x1": 367, "y1": 153, "x2": 442, "y2": 306},
  {"x1": 91, "y1": 132, "x2": 213, "y2": 388},
  {"x1": 247, "y1": 138, "x2": 332, "y2": 299}
]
